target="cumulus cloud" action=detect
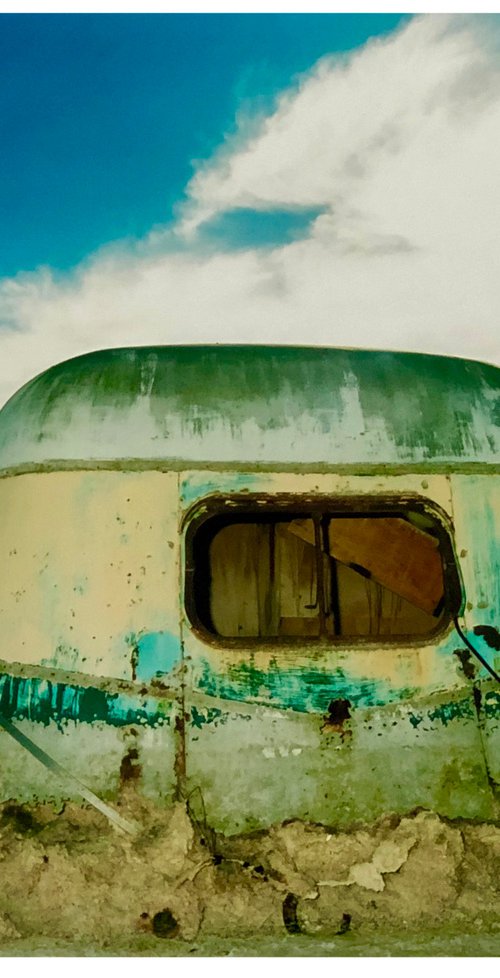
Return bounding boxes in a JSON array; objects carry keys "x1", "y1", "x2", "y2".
[{"x1": 1, "y1": 13, "x2": 500, "y2": 406}]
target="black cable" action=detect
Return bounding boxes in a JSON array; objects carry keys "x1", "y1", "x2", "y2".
[{"x1": 453, "y1": 617, "x2": 500, "y2": 685}]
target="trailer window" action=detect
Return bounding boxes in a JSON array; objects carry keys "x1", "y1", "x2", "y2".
[{"x1": 186, "y1": 504, "x2": 459, "y2": 642}]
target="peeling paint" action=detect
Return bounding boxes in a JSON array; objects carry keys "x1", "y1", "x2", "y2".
[
  {"x1": 0, "y1": 346, "x2": 498, "y2": 830},
  {"x1": 189, "y1": 705, "x2": 232, "y2": 729},
  {"x1": 195, "y1": 657, "x2": 421, "y2": 714},
  {"x1": 193, "y1": 656, "x2": 491, "y2": 730},
  {"x1": 0, "y1": 672, "x2": 171, "y2": 729},
  {"x1": 484, "y1": 689, "x2": 500, "y2": 719}
]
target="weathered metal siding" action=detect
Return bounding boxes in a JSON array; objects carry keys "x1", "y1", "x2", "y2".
[
  {"x1": 0, "y1": 469, "x2": 180, "y2": 805},
  {"x1": 0, "y1": 347, "x2": 498, "y2": 470},
  {"x1": 0, "y1": 346, "x2": 498, "y2": 830},
  {"x1": 0, "y1": 470, "x2": 181, "y2": 679},
  {"x1": 450, "y1": 474, "x2": 500, "y2": 786},
  {"x1": 179, "y1": 470, "x2": 497, "y2": 832},
  {"x1": 1, "y1": 466, "x2": 496, "y2": 828}
]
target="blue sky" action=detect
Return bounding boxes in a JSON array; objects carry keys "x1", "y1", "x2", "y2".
[
  {"x1": 1, "y1": 13, "x2": 408, "y2": 277},
  {"x1": 0, "y1": 13, "x2": 499, "y2": 405}
]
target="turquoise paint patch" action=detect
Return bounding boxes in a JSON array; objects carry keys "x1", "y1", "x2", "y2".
[
  {"x1": 195, "y1": 658, "x2": 418, "y2": 714},
  {"x1": 0, "y1": 672, "x2": 171, "y2": 730},
  {"x1": 135, "y1": 631, "x2": 181, "y2": 682},
  {"x1": 469, "y1": 491, "x2": 500, "y2": 627},
  {"x1": 180, "y1": 472, "x2": 260, "y2": 504},
  {"x1": 453, "y1": 478, "x2": 500, "y2": 632}
]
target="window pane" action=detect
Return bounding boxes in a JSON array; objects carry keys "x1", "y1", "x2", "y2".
[
  {"x1": 209, "y1": 521, "x2": 320, "y2": 638},
  {"x1": 189, "y1": 506, "x2": 452, "y2": 641}
]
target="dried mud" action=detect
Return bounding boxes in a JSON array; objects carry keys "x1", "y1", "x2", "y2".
[{"x1": 0, "y1": 792, "x2": 499, "y2": 952}]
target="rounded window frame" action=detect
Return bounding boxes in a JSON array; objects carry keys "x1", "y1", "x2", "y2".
[{"x1": 183, "y1": 492, "x2": 463, "y2": 649}]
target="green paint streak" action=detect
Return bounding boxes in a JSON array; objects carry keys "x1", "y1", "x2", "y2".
[
  {"x1": 0, "y1": 672, "x2": 170, "y2": 729},
  {"x1": 195, "y1": 658, "x2": 418, "y2": 714}
]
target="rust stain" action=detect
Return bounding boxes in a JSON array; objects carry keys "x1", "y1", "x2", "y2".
[
  {"x1": 119, "y1": 746, "x2": 141, "y2": 784},
  {"x1": 321, "y1": 698, "x2": 352, "y2": 742}
]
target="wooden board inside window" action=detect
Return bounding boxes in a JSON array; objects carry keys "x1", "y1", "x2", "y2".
[{"x1": 288, "y1": 517, "x2": 443, "y2": 616}]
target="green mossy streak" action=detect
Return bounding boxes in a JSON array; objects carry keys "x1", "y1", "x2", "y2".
[{"x1": 1, "y1": 346, "x2": 498, "y2": 467}]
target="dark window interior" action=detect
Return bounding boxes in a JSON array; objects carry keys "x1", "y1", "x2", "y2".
[{"x1": 187, "y1": 505, "x2": 459, "y2": 641}]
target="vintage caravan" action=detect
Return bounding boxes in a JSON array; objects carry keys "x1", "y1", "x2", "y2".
[{"x1": 0, "y1": 345, "x2": 498, "y2": 834}]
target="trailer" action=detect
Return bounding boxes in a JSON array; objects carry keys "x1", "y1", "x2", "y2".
[{"x1": 0, "y1": 345, "x2": 498, "y2": 834}]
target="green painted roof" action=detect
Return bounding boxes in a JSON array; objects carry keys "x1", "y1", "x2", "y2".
[{"x1": 0, "y1": 345, "x2": 498, "y2": 470}]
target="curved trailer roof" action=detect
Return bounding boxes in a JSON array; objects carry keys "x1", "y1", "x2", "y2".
[{"x1": 0, "y1": 346, "x2": 498, "y2": 471}]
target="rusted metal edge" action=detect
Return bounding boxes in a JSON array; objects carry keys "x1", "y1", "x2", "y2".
[
  {"x1": 0, "y1": 657, "x2": 177, "y2": 701},
  {"x1": 1, "y1": 459, "x2": 499, "y2": 480}
]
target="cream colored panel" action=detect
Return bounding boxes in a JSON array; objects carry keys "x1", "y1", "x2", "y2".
[
  {"x1": 0, "y1": 470, "x2": 179, "y2": 679},
  {"x1": 181, "y1": 470, "x2": 453, "y2": 517}
]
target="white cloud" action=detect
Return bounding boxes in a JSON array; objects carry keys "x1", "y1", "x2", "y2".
[{"x1": 1, "y1": 13, "x2": 500, "y2": 406}]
